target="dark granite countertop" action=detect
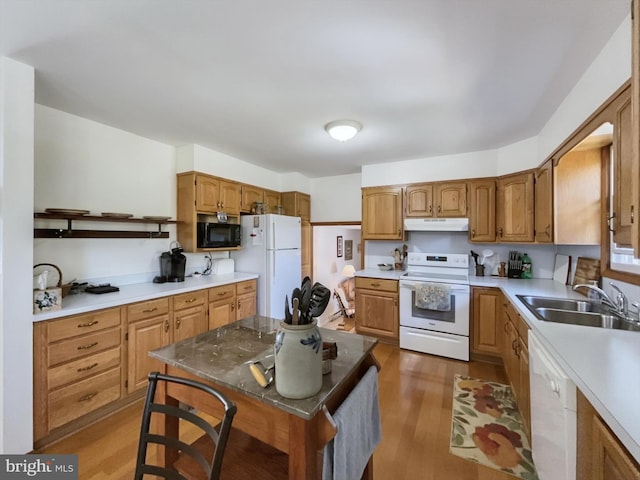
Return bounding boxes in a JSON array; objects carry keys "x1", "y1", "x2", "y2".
[{"x1": 149, "y1": 316, "x2": 378, "y2": 420}]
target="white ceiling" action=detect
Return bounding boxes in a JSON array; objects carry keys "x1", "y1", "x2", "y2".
[{"x1": 0, "y1": 0, "x2": 630, "y2": 177}]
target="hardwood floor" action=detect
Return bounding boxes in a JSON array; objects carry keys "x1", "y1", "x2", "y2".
[{"x1": 41, "y1": 343, "x2": 516, "y2": 479}]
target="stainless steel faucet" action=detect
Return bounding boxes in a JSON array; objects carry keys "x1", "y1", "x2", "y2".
[
  {"x1": 572, "y1": 282, "x2": 621, "y2": 313},
  {"x1": 609, "y1": 283, "x2": 628, "y2": 317}
]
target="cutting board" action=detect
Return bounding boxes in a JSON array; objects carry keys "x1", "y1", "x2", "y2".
[
  {"x1": 572, "y1": 257, "x2": 600, "y2": 289},
  {"x1": 552, "y1": 254, "x2": 571, "y2": 284}
]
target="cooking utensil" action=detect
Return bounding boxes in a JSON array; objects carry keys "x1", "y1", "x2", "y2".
[
  {"x1": 284, "y1": 295, "x2": 293, "y2": 324},
  {"x1": 470, "y1": 250, "x2": 479, "y2": 265},
  {"x1": 292, "y1": 297, "x2": 300, "y2": 325},
  {"x1": 249, "y1": 361, "x2": 274, "y2": 388},
  {"x1": 300, "y1": 276, "x2": 312, "y2": 314},
  {"x1": 308, "y1": 283, "x2": 331, "y2": 318},
  {"x1": 479, "y1": 249, "x2": 494, "y2": 265}
]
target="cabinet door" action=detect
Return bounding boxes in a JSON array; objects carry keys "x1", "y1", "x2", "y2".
[
  {"x1": 297, "y1": 193, "x2": 311, "y2": 220},
  {"x1": 362, "y1": 186, "x2": 404, "y2": 240},
  {"x1": 236, "y1": 292, "x2": 257, "y2": 320},
  {"x1": 301, "y1": 220, "x2": 311, "y2": 282},
  {"x1": 555, "y1": 147, "x2": 603, "y2": 245},
  {"x1": 241, "y1": 184, "x2": 263, "y2": 212},
  {"x1": 534, "y1": 160, "x2": 553, "y2": 243},
  {"x1": 435, "y1": 182, "x2": 467, "y2": 217},
  {"x1": 471, "y1": 288, "x2": 502, "y2": 357},
  {"x1": 127, "y1": 314, "x2": 171, "y2": 393},
  {"x1": 174, "y1": 305, "x2": 207, "y2": 342},
  {"x1": 405, "y1": 184, "x2": 433, "y2": 217},
  {"x1": 592, "y1": 415, "x2": 640, "y2": 480},
  {"x1": 218, "y1": 180, "x2": 241, "y2": 215},
  {"x1": 263, "y1": 189, "x2": 281, "y2": 213},
  {"x1": 518, "y1": 335, "x2": 531, "y2": 436},
  {"x1": 195, "y1": 175, "x2": 220, "y2": 212},
  {"x1": 468, "y1": 179, "x2": 496, "y2": 242},
  {"x1": 615, "y1": 98, "x2": 633, "y2": 247},
  {"x1": 497, "y1": 172, "x2": 534, "y2": 242},
  {"x1": 209, "y1": 299, "x2": 235, "y2": 329},
  {"x1": 355, "y1": 289, "x2": 398, "y2": 340}
]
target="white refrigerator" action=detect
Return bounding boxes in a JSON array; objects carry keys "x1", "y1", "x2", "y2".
[{"x1": 232, "y1": 214, "x2": 302, "y2": 319}]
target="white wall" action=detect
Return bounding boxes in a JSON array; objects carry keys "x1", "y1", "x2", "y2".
[
  {"x1": 34, "y1": 105, "x2": 180, "y2": 283},
  {"x1": 177, "y1": 144, "x2": 284, "y2": 192},
  {"x1": 0, "y1": 58, "x2": 35, "y2": 454},
  {"x1": 310, "y1": 173, "x2": 361, "y2": 223},
  {"x1": 537, "y1": 15, "x2": 631, "y2": 162}
]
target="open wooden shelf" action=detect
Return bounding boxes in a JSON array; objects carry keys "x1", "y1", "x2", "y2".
[{"x1": 33, "y1": 212, "x2": 178, "y2": 239}]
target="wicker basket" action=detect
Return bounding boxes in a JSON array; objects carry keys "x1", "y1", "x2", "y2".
[{"x1": 33, "y1": 263, "x2": 63, "y2": 313}]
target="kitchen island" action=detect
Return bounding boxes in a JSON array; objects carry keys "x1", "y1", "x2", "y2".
[{"x1": 149, "y1": 316, "x2": 380, "y2": 479}]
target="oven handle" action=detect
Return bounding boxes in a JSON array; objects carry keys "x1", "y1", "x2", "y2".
[{"x1": 399, "y1": 281, "x2": 470, "y2": 293}]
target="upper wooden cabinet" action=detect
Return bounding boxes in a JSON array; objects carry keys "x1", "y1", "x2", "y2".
[
  {"x1": 405, "y1": 181, "x2": 466, "y2": 218},
  {"x1": 534, "y1": 160, "x2": 553, "y2": 243},
  {"x1": 264, "y1": 189, "x2": 281, "y2": 213},
  {"x1": 194, "y1": 174, "x2": 240, "y2": 216},
  {"x1": 281, "y1": 191, "x2": 310, "y2": 220},
  {"x1": 405, "y1": 184, "x2": 433, "y2": 217},
  {"x1": 554, "y1": 140, "x2": 604, "y2": 245},
  {"x1": 468, "y1": 179, "x2": 496, "y2": 242},
  {"x1": 496, "y1": 172, "x2": 534, "y2": 242},
  {"x1": 436, "y1": 182, "x2": 467, "y2": 217},
  {"x1": 240, "y1": 184, "x2": 264, "y2": 213},
  {"x1": 362, "y1": 186, "x2": 404, "y2": 240},
  {"x1": 240, "y1": 185, "x2": 281, "y2": 214},
  {"x1": 614, "y1": 98, "x2": 633, "y2": 247}
]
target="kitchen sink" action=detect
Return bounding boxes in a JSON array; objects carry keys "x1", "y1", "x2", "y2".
[
  {"x1": 516, "y1": 295, "x2": 605, "y2": 313},
  {"x1": 517, "y1": 295, "x2": 640, "y2": 331},
  {"x1": 534, "y1": 308, "x2": 640, "y2": 331}
]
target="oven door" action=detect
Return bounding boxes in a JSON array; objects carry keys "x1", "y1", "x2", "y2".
[{"x1": 399, "y1": 280, "x2": 470, "y2": 336}]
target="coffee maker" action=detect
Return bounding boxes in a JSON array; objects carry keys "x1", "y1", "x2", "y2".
[{"x1": 154, "y1": 241, "x2": 186, "y2": 283}]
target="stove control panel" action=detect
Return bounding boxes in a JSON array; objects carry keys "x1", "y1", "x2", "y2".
[{"x1": 406, "y1": 252, "x2": 469, "y2": 269}]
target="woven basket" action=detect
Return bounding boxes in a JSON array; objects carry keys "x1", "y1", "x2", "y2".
[{"x1": 33, "y1": 263, "x2": 72, "y2": 296}]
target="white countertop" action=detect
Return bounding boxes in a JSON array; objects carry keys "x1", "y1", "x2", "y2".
[
  {"x1": 357, "y1": 269, "x2": 640, "y2": 463},
  {"x1": 33, "y1": 272, "x2": 259, "y2": 322}
]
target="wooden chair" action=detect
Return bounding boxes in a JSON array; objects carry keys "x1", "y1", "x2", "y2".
[{"x1": 134, "y1": 372, "x2": 237, "y2": 480}]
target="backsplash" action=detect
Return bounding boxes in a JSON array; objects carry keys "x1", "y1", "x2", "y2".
[{"x1": 364, "y1": 232, "x2": 600, "y2": 282}]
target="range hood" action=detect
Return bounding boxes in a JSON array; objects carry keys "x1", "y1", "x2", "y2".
[{"x1": 404, "y1": 218, "x2": 469, "y2": 232}]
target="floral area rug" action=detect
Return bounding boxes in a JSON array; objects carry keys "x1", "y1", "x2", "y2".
[{"x1": 450, "y1": 375, "x2": 538, "y2": 480}]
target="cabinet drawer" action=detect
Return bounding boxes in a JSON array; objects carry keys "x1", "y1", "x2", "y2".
[
  {"x1": 209, "y1": 284, "x2": 236, "y2": 302},
  {"x1": 48, "y1": 328, "x2": 121, "y2": 367},
  {"x1": 355, "y1": 277, "x2": 398, "y2": 293},
  {"x1": 127, "y1": 297, "x2": 170, "y2": 322},
  {"x1": 47, "y1": 308, "x2": 121, "y2": 343},
  {"x1": 48, "y1": 367, "x2": 121, "y2": 431},
  {"x1": 173, "y1": 290, "x2": 207, "y2": 311},
  {"x1": 236, "y1": 279, "x2": 257, "y2": 294},
  {"x1": 48, "y1": 346, "x2": 121, "y2": 390}
]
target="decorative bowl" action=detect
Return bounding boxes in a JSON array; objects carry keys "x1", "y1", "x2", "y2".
[{"x1": 378, "y1": 263, "x2": 393, "y2": 271}]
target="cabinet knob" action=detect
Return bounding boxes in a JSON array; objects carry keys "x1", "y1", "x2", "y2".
[
  {"x1": 545, "y1": 225, "x2": 551, "y2": 237},
  {"x1": 437, "y1": 205, "x2": 441, "y2": 213},
  {"x1": 164, "y1": 320, "x2": 170, "y2": 333},
  {"x1": 471, "y1": 229, "x2": 476, "y2": 238},
  {"x1": 231, "y1": 303, "x2": 235, "y2": 311},
  {"x1": 428, "y1": 205, "x2": 432, "y2": 213},
  {"x1": 499, "y1": 227, "x2": 504, "y2": 237},
  {"x1": 176, "y1": 319, "x2": 181, "y2": 329},
  {"x1": 185, "y1": 298, "x2": 197, "y2": 303},
  {"x1": 77, "y1": 320, "x2": 99, "y2": 328}
]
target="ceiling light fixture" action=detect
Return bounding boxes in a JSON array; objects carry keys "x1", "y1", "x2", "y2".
[{"x1": 325, "y1": 120, "x2": 362, "y2": 142}]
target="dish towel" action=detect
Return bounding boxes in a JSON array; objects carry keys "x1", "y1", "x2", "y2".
[
  {"x1": 322, "y1": 365, "x2": 382, "y2": 480},
  {"x1": 414, "y1": 282, "x2": 451, "y2": 311}
]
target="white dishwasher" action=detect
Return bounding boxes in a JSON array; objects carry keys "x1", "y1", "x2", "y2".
[{"x1": 529, "y1": 331, "x2": 577, "y2": 480}]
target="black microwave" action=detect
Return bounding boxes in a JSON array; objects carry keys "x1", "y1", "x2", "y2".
[{"x1": 197, "y1": 222, "x2": 241, "y2": 248}]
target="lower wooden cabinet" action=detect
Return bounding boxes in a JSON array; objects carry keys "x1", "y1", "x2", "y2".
[
  {"x1": 208, "y1": 279, "x2": 257, "y2": 329},
  {"x1": 578, "y1": 390, "x2": 640, "y2": 480},
  {"x1": 501, "y1": 297, "x2": 531, "y2": 435},
  {"x1": 34, "y1": 279, "x2": 257, "y2": 447},
  {"x1": 33, "y1": 307, "x2": 124, "y2": 444},
  {"x1": 471, "y1": 287, "x2": 502, "y2": 358},
  {"x1": 354, "y1": 277, "x2": 399, "y2": 343}
]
